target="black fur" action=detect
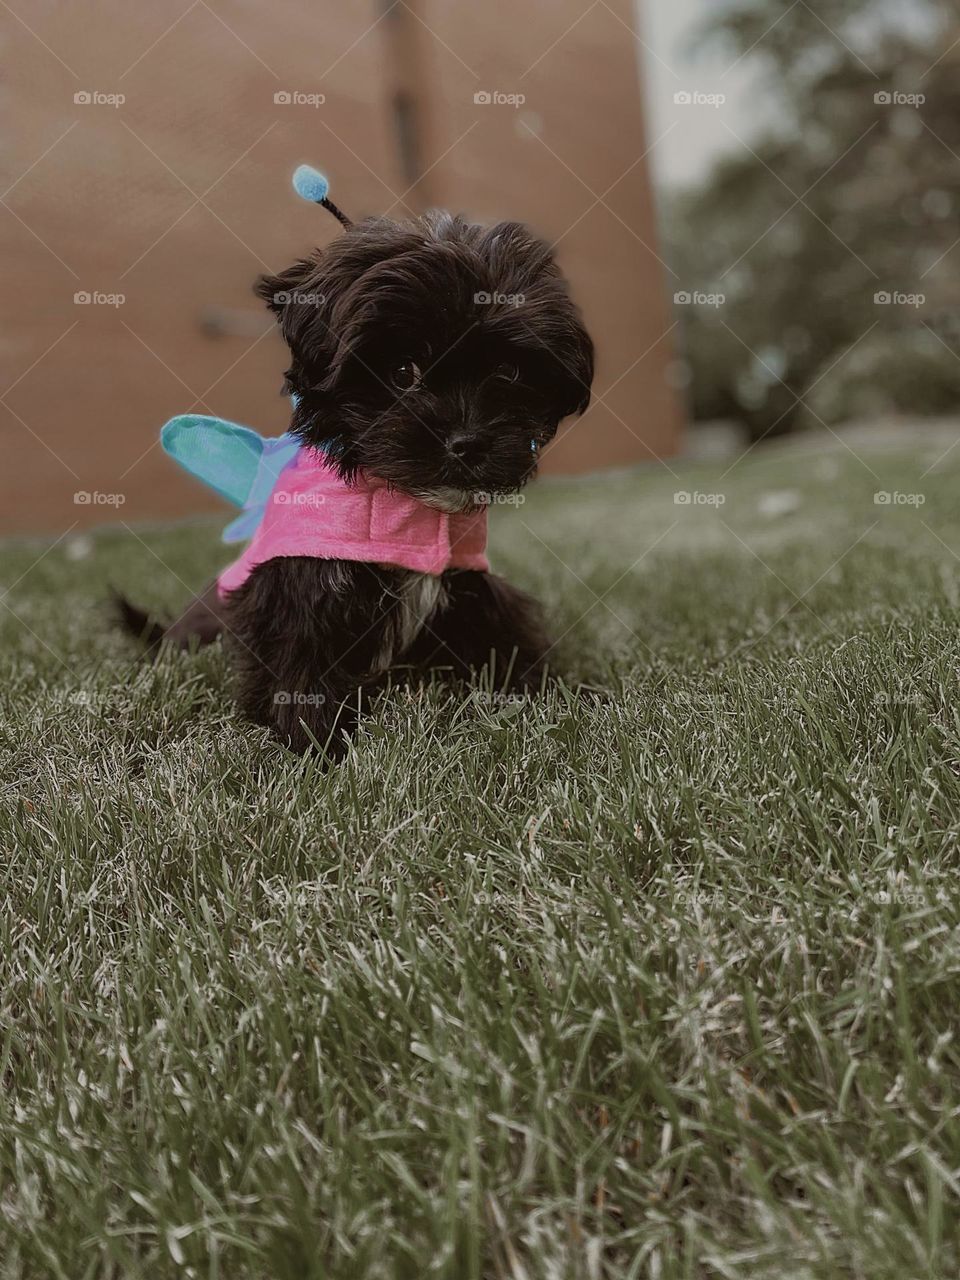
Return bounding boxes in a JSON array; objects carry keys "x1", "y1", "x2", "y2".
[{"x1": 122, "y1": 208, "x2": 594, "y2": 755}]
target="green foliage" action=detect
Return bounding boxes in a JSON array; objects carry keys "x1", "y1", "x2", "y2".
[{"x1": 668, "y1": 0, "x2": 960, "y2": 439}]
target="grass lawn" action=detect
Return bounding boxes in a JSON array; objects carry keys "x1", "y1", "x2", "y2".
[{"x1": 4, "y1": 429, "x2": 960, "y2": 1278}]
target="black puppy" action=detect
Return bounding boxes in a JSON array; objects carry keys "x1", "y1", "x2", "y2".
[{"x1": 124, "y1": 205, "x2": 594, "y2": 755}]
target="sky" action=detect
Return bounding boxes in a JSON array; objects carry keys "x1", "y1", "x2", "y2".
[
  {"x1": 637, "y1": 0, "x2": 934, "y2": 190},
  {"x1": 637, "y1": 0, "x2": 762, "y2": 189}
]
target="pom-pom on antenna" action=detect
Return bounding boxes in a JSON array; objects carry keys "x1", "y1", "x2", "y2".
[
  {"x1": 292, "y1": 164, "x2": 352, "y2": 230},
  {"x1": 292, "y1": 164, "x2": 329, "y2": 204}
]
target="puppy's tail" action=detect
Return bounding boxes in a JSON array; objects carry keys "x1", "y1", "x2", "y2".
[{"x1": 111, "y1": 588, "x2": 167, "y2": 648}]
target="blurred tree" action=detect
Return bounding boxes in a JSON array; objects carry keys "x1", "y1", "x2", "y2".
[{"x1": 667, "y1": 0, "x2": 960, "y2": 439}]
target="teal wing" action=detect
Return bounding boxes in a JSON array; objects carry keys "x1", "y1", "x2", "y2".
[
  {"x1": 161, "y1": 414, "x2": 301, "y2": 542},
  {"x1": 161, "y1": 415, "x2": 266, "y2": 507}
]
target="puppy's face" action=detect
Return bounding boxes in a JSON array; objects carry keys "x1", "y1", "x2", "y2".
[{"x1": 256, "y1": 213, "x2": 594, "y2": 510}]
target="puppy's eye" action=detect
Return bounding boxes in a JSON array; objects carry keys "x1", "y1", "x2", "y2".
[
  {"x1": 494, "y1": 362, "x2": 520, "y2": 383},
  {"x1": 391, "y1": 361, "x2": 422, "y2": 391}
]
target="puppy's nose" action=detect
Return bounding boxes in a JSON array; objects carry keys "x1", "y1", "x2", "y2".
[{"x1": 447, "y1": 432, "x2": 483, "y2": 464}]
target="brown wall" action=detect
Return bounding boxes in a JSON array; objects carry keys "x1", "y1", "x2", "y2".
[{"x1": 1, "y1": 0, "x2": 682, "y2": 534}]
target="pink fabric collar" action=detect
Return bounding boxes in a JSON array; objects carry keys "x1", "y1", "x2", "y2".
[{"x1": 218, "y1": 446, "x2": 489, "y2": 596}]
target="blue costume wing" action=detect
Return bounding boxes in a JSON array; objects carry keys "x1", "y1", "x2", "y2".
[{"x1": 160, "y1": 414, "x2": 300, "y2": 543}]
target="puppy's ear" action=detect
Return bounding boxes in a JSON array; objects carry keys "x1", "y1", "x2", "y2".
[
  {"x1": 254, "y1": 256, "x2": 336, "y2": 395},
  {"x1": 536, "y1": 306, "x2": 594, "y2": 425},
  {"x1": 560, "y1": 316, "x2": 595, "y2": 419},
  {"x1": 254, "y1": 258, "x2": 317, "y2": 319},
  {"x1": 478, "y1": 219, "x2": 595, "y2": 422}
]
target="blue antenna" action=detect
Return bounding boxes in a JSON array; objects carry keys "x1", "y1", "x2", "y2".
[{"x1": 292, "y1": 164, "x2": 352, "y2": 229}]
